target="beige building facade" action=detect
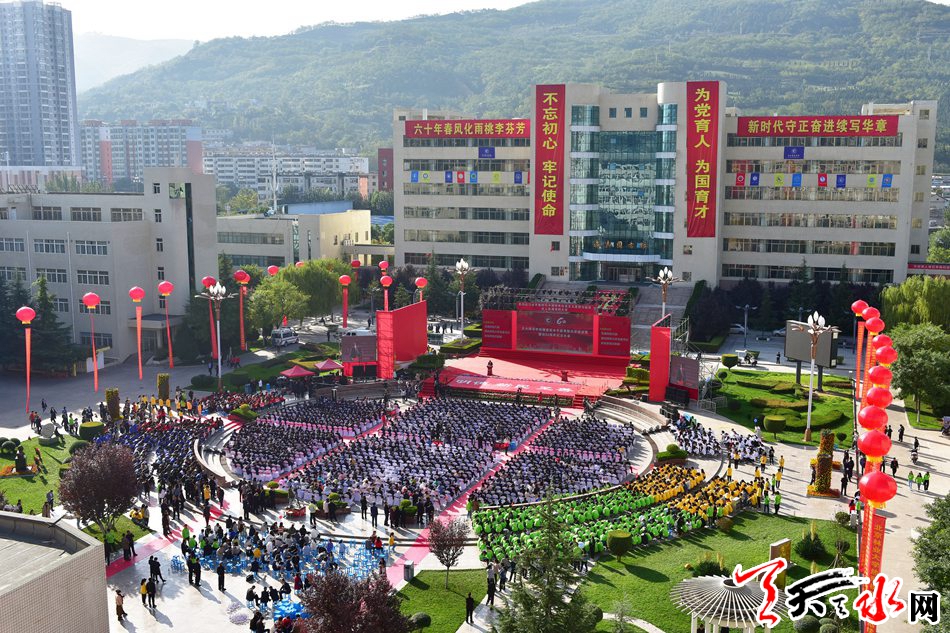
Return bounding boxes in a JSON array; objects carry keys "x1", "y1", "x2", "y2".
[{"x1": 0, "y1": 167, "x2": 217, "y2": 362}]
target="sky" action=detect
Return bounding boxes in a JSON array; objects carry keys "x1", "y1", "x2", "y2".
[{"x1": 57, "y1": 0, "x2": 534, "y2": 41}]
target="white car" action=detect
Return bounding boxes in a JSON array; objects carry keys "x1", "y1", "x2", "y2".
[
  {"x1": 729, "y1": 324, "x2": 746, "y2": 334},
  {"x1": 271, "y1": 327, "x2": 299, "y2": 347},
  {"x1": 772, "y1": 327, "x2": 786, "y2": 337}
]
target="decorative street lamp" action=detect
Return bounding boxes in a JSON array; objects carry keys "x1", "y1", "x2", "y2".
[
  {"x1": 196, "y1": 283, "x2": 237, "y2": 392},
  {"x1": 793, "y1": 311, "x2": 831, "y2": 442},
  {"x1": 233, "y1": 269, "x2": 251, "y2": 351},
  {"x1": 381, "y1": 275, "x2": 393, "y2": 311},
  {"x1": 16, "y1": 306, "x2": 35, "y2": 413},
  {"x1": 456, "y1": 258, "x2": 470, "y2": 335},
  {"x1": 82, "y1": 292, "x2": 101, "y2": 392},
  {"x1": 201, "y1": 276, "x2": 218, "y2": 360},
  {"x1": 650, "y1": 267, "x2": 680, "y2": 319},
  {"x1": 339, "y1": 275, "x2": 352, "y2": 329},
  {"x1": 415, "y1": 277, "x2": 428, "y2": 303}
]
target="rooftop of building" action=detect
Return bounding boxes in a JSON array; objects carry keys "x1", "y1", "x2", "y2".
[{"x1": 0, "y1": 511, "x2": 99, "y2": 597}]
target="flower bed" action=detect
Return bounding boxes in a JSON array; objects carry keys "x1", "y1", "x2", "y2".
[
  {"x1": 0, "y1": 463, "x2": 38, "y2": 477},
  {"x1": 809, "y1": 458, "x2": 842, "y2": 470},
  {"x1": 806, "y1": 485, "x2": 840, "y2": 498}
]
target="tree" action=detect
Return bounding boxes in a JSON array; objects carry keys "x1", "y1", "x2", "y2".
[
  {"x1": 249, "y1": 278, "x2": 308, "y2": 331},
  {"x1": 423, "y1": 256, "x2": 451, "y2": 316},
  {"x1": 394, "y1": 285, "x2": 412, "y2": 309},
  {"x1": 913, "y1": 496, "x2": 950, "y2": 633},
  {"x1": 369, "y1": 190, "x2": 394, "y2": 215},
  {"x1": 889, "y1": 323, "x2": 950, "y2": 424},
  {"x1": 284, "y1": 260, "x2": 347, "y2": 317},
  {"x1": 59, "y1": 443, "x2": 138, "y2": 536},
  {"x1": 495, "y1": 497, "x2": 601, "y2": 633},
  {"x1": 786, "y1": 259, "x2": 817, "y2": 319},
  {"x1": 428, "y1": 517, "x2": 468, "y2": 588},
  {"x1": 298, "y1": 570, "x2": 409, "y2": 633},
  {"x1": 372, "y1": 222, "x2": 394, "y2": 244},
  {"x1": 755, "y1": 285, "x2": 776, "y2": 330},
  {"x1": 606, "y1": 530, "x2": 632, "y2": 561},
  {"x1": 929, "y1": 227, "x2": 950, "y2": 263},
  {"x1": 764, "y1": 415, "x2": 787, "y2": 439},
  {"x1": 226, "y1": 188, "x2": 265, "y2": 214},
  {"x1": 31, "y1": 276, "x2": 80, "y2": 371},
  {"x1": 882, "y1": 275, "x2": 950, "y2": 332}
]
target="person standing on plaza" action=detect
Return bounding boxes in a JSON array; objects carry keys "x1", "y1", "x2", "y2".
[
  {"x1": 217, "y1": 561, "x2": 226, "y2": 592},
  {"x1": 361, "y1": 495, "x2": 368, "y2": 520},
  {"x1": 841, "y1": 474, "x2": 849, "y2": 498},
  {"x1": 908, "y1": 470, "x2": 915, "y2": 490},
  {"x1": 763, "y1": 490, "x2": 770, "y2": 515},
  {"x1": 466, "y1": 592, "x2": 476, "y2": 624},
  {"x1": 486, "y1": 577, "x2": 496, "y2": 610},
  {"x1": 774, "y1": 492, "x2": 782, "y2": 515},
  {"x1": 115, "y1": 589, "x2": 128, "y2": 622},
  {"x1": 916, "y1": 472, "x2": 924, "y2": 490},
  {"x1": 924, "y1": 471, "x2": 931, "y2": 491},
  {"x1": 370, "y1": 502, "x2": 379, "y2": 528},
  {"x1": 146, "y1": 577, "x2": 157, "y2": 609},
  {"x1": 890, "y1": 457, "x2": 899, "y2": 478},
  {"x1": 898, "y1": 424, "x2": 905, "y2": 443},
  {"x1": 139, "y1": 579, "x2": 148, "y2": 606}
]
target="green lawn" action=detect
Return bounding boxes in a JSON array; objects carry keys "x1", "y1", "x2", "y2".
[
  {"x1": 189, "y1": 345, "x2": 341, "y2": 393},
  {"x1": 0, "y1": 435, "x2": 79, "y2": 514},
  {"x1": 907, "y1": 399, "x2": 947, "y2": 430},
  {"x1": 396, "y1": 569, "x2": 488, "y2": 633},
  {"x1": 582, "y1": 513, "x2": 858, "y2": 633},
  {"x1": 715, "y1": 370, "x2": 855, "y2": 447},
  {"x1": 595, "y1": 622, "x2": 648, "y2": 633},
  {"x1": 83, "y1": 514, "x2": 151, "y2": 543}
]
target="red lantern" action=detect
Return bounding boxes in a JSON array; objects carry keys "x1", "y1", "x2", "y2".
[
  {"x1": 201, "y1": 275, "x2": 216, "y2": 289},
  {"x1": 295, "y1": 261, "x2": 305, "y2": 268},
  {"x1": 875, "y1": 346, "x2": 897, "y2": 366},
  {"x1": 82, "y1": 292, "x2": 100, "y2": 309},
  {"x1": 865, "y1": 386, "x2": 893, "y2": 409},
  {"x1": 871, "y1": 334, "x2": 892, "y2": 349},
  {"x1": 339, "y1": 275, "x2": 351, "y2": 287},
  {"x1": 865, "y1": 317, "x2": 885, "y2": 334},
  {"x1": 858, "y1": 405, "x2": 888, "y2": 430},
  {"x1": 16, "y1": 306, "x2": 35, "y2": 413},
  {"x1": 862, "y1": 306, "x2": 880, "y2": 320},
  {"x1": 350, "y1": 260, "x2": 361, "y2": 269},
  {"x1": 380, "y1": 275, "x2": 393, "y2": 311},
  {"x1": 851, "y1": 300, "x2": 869, "y2": 316},
  {"x1": 860, "y1": 470, "x2": 897, "y2": 508},
  {"x1": 415, "y1": 277, "x2": 428, "y2": 289},
  {"x1": 867, "y1": 365, "x2": 893, "y2": 387},
  {"x1": 129, "y1": 287, "x2": 145, "y2": 380},
  {"x1": 379, "y1": 261, "x2": 389, "y2": 272},
  {"x1": 233, "y1": 269, "x2": 250, "y2": 284},
  {"x1": 857, "y1": 430, "x2": 892, "y2": 461},
  {"x1": 267, "y1": 265, "x2": 279, "y2": 276},
  {"x1": 157, "y1": 282, "x2": 175, "y2": 369},
  {"x1": 380, "y1": 275, "x2": 393, "y2": 288}
]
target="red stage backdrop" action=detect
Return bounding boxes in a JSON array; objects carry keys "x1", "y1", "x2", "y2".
[
  {"x1": 534, "y1": 84, "x2": 566, "y2": 235},
  {"x1": 482, "y1": 309, "x2": 514, "y2": 350},
  {"x1": 686, "y1": 81, "x2": 720, "y2": 238},
  {"x1": 598, "y1": 315, "x2": 632, "y2": 357},
  {"x1": 649, "y1": 323, "x2": 671, "y2": 402},
  {"x1": 736, "y1": 115, "x2": 898, "y2": 137},
  {"x1": 391, "y1": 301, "x2": 428, "y2": 361},
  {"x1": 376, "y1": 313, "x2": 395, "y2": 379},
  {"x1": 517, "y1": 310, "x2": 594, "y2": 355}
]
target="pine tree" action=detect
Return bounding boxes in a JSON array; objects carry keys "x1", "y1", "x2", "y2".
[
  {"x1": 423, "y1": 255, "x2": 450, "y2": 315},
  {"x1": 495, "y1": 497, "x2": 602, "y2": 633},
  {"x1": 31, "y1": 277, "x2": 79, "y2": 371}
]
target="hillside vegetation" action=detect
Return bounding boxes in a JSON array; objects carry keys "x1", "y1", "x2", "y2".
[{"x1": 80, "y1": 0, "x2": 950, "y2": 167}]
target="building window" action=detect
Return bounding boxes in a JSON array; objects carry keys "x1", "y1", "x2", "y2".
[
  {"x1": 0, "y1": 237, "x2": 25, "y2": 252},
  {"x1": 75, "y1": 240, "x2": 108, "y2": 255},
  {"x1": 70, "y1": 207, "x2": 102, "y2": 222},
  {"x1": 32, "y1": 206, "x2": 63, "y2": 221},
  {"x1": 156, "y1": 238, "x2": 164, "y2": 252},
  {"x1": 157, "y1": 266, "x2": 165, "y2": 280},
  {"x1": 918, "y1": 138, "x2": 929, "y2": 148},
  {"x1": 608, "y1": 108, "x2": 617, "y2": 119},
  {"x1": 914, "y1": 192, "x2": 925, "y2": 203},
  {"x1": 80, "y1": 331, "x2": 113, "y2": 348},
  {"x1": 916, "y1": 165, "x2": 926, "y2": 176},
  {"x1": 551, "y1": 241, "x2": 560, "y2": 251},
  {"x1": 153, "y1": 183, "x2": 161, "y2": 194},
  {"x1": 52, "y1": 298, "x2": 69, "y2": 313},
  {"x1": 154, "y1": 209, "x2": 162, "y2": 223},
  {"x1": 34, "y1": 239, "x2": 66, "y2": 254},
  {"x1": 80, "y1": 300, "x2": 111, "y2": 315},
  {"x1": 920, "y1": 109, "x2": 930, "y2": 120},
  {"x1": 911, "y1": 244, "x2": 921, "y2": 255},
  {"x1": 624, "y1": 107, "x2": 633, "y2": 118},
  {"x1": 159, "y1": 296, "x2": 166, "y2": 309},
  {"x1": 640, "y1": 107, "x2": 649, "y2": 118},
  {"x1": 550, "y1": 266, "x2": 567, "y2": 276},
  {"x1": 217, "y1": 232, "x2": 284, "y2": 245},
  {"x1": 682, "y1": 245, "x2": 693, "y2": 255},
  {"x1": 35, "y1": 268, "x2": 68, "y2": 283},
  {"x1": 111, "y1": 207, "x2": 144, "y2": 222},
  {"x1": 913, "y1": 218, "x2": 923, "y2": 229},
  {"x1": 511, "y1": 233, "x2": 529, "y2": 245},
  {"x1": 0, "y1": 266, "x2": 26, "y2": 281},
  {"x1": 682, "y1": 271, "x2": 692, "y2": 282},
  {"x1": 77, "y1": 270, "x2": 110, "y2": 285}
]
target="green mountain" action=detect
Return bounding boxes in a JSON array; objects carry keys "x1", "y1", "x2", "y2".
[{"x1": 79, "y1": 0, "x2": 950, "y2": 167}]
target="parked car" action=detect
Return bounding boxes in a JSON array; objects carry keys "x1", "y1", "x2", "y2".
[
  {"x1": 729, "y1": 323, "x2": 746, "y2": 334},
  {"x1": 271, "y1": 327, "x2": 299, "y2": 347},
  {"x1": 772, "y1": 327, "x2": 787, "y2": 337}
]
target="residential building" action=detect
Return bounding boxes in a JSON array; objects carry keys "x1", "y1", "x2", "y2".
[
  {"x1": 79, "y1": 119, "x2": 203, "y2": 185},
  {"x1": 0, "y1": 167, "x2": 217, "y2": 362},
  {"x1": 0, "y1": 511, "x2": 108, "y2": 633},
  {"x1": 217, "y1": 209, "x2": 371, "y2": 269},
  {"x1": 0, "y1": 1, "x2": 80, "y2": 167},
  {"x1": 393, "y1": 109, "x2": 532, "y2": 270},
  {"x1": 377, "y1": 147, "x2": 393, "y2": 191},
  {"x1": 0, "y1": 165, "x2": 82, "y2": 190},
  {"x1": 393, "y1": 84, "x2": 935, "y2": 287},
  {"x1": 358, "y1": 172, "x2": 378, "y2": 198}
]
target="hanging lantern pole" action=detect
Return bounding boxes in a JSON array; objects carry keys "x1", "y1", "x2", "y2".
[
  {"x1": 16, "y1": 306, "x2": 36, "y2": 413},
  {"x1": 158, "y1": 281, "x2": 175, "y2": 368},
  {"x1": 82, "y1": 292, "x2": 102, "y2": 392}
]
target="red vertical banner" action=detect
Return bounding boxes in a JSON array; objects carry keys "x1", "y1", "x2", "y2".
[
  {"x1": 648, "y1": 324, "x2": 671, "y2": 402},
  {"x1": 686, "y1": 81, "x2": 720, "y2": 238},
  {"x1": 376, "y1": 311, "x2": 395, "y2": 380},
  {"x1": 534, "y1": 84, "x2": 566, "y2": 235},
  {"x1": 855, "y1": 320, "x2": 865, "y2": 398}
]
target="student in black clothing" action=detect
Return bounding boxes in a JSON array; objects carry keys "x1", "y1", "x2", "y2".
[
  {"x1": 216, "y1": 562, "x2": 226, "y2": 591},
  {"x1": 466, "y1": 592, "x2": 476, "y2": 624}
]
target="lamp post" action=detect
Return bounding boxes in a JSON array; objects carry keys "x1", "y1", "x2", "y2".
[
  {"x1": 415, "y1": 277, "x2": 428, "y2": 303},
  {"x1": 196, "y1": 283, "x2": 236, "y2": 392},
  {"x1": 794, "y1": 311, "x2": 831, "y2": 442},
  {"x1": 233, "y1": 269, "x2": 251, "y2": 351},
  {"x1": 650, "y1": 267, "x2": 680, "y2": 319},
  {"x1": 456, "y1": 258, "x2": 470, "y2": 335},
  {"x1": 381, "y1": 275, "x2": 393, "y2": 311},
  {"x1": 735, "y1": 303, "x2": 758, "y2": 350}
]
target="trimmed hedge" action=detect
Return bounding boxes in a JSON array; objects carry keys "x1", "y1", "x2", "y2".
[
  {"x1": 230, "y1": 403, "x2": 259, "y2": 421},
  {"x1": 735, "y1": 379, "x2": 777, "y2": 390},
  {"x1": 691, "y1": 334, "x2": 726, "y2": 353},
  {"x1": 157, "y1": 373, "x2": 170, "y2": 401},
  {"x1": 606, "y1": 530, "x2": 633, "y2": 559},
  {"x1": 79, "y1": 421, "x2": 105, "y2": 440},
  {"x1": 721, "y1": 354, "x2": 739, "y2": 369},
  {"x1": 191, "y1": 374, "x2": 216, "y2": 389},
  {"x1": 68, "y1": 440, "x2": 91, "y2": 455},
  {"x1": 750, "y1": 397, "x2": 811, "y2": 411},
  {"x1": 439, "y1": 338, "x2": 482, "y2": 355},
  {"x1": 763, "y1": 415, "x2": 786, "y2": 438},
  {"x1": 657, "y1": 447, "x2": 688, "y2": 461}
]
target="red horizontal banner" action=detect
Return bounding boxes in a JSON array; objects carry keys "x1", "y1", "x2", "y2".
[
  {"x1": 446, "y1": 374, "x2": 579, "y2": 397},
  {"x1": 404, "y1": 119, "x2": 529, "y2": 138},
  {"x1": 908, "y1": 262, "x2": 950, "y2": 271},
  {"x1": 516, "y1": 302, "x2": 596, "y2": 314},
  {"x1": 736, "y1": 115, "x2": 898, "y2": 137}
]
